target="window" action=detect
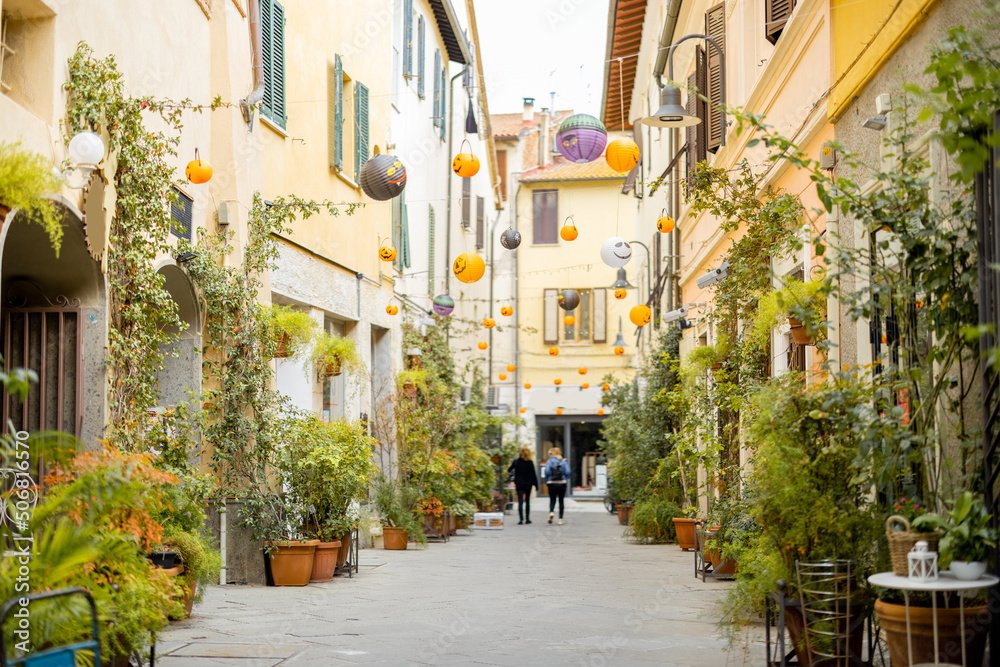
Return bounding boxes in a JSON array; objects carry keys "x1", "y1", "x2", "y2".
[
  {"x1": 402, "y1": 0, "x2": 413, "y2": 78},
  {"x1": 391, "y1": 191, "x2": 410, "y2": 270},
  {"x1": 329, "y1": 56, "x2": 369, "y2": 182},
  {"x1": 433, "y1": 49, "x2": 446, "y2": 137},
  {"x1": 170, "y1": 187, "x2": 194, "y2": 241},
  {"x1": 354, "y1": 81, "x2": 369, "y2": 182},
  {"x1": 532, "y1": 190, "x2": 558, "y2": 244},
  {"x1": 461, "y1": 178, "x2": 471, "y2": 229},
  {"x1": 544, "y1": 288, "x2": 607, "y2": 345},
  {"x1": 765, "y1": 0, "x2": 797, "y2": 45},
  {"x1": 417, "y1": 15, "x2": 425, "y2": 98},
  {"x1": 497, "y1": 149, "x2": 508, "y2": 200},
  {"x1": 475, "y1": 196, "x2": 485, "y2": 249},
  {"x1": 322, "y1": 320, "x2": 346, "y2": 421},
  {"x1": 260, "y1": 0, "x2": 286, "y2": 129}
]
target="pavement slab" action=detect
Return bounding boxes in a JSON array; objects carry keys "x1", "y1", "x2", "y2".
[{"x1": 161, "y1": 501, "x2": 765, "y2": 665}]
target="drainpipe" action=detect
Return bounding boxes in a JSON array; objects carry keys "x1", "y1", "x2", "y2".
[
  {"x1": 239, "y1": 0, "x2": 266, "y2": 131},
  {"x1": 444, "y1": 65, "x2": 470, "y2": 299},
  {"x1": 652, "y1": 0, "x2": 683, "y2": 87},
  {"x1": 219, "y1": 505, "x2": 227, "y2": 585},
  {"x1": 487, "y1": 209, "x2": 504, "y2": 379},
  {"x1": 509, "y1": 175, "x2": 525, "y2": 429}
]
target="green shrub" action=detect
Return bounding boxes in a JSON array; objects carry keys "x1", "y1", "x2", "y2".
[{"x1": 626, "y1": 498, "x2": 681, "y2": 544}]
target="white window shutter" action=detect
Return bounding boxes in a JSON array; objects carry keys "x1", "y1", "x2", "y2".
[
  {"x1": 544, "y1": 289, "x2": 558, "y2": 345},
  {"x1": 593, "y1": 288, "x2": 607, "y2": 343}
]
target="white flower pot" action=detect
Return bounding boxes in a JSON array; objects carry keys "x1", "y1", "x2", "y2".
[{"x1": 949, "y1": 560, "x2": 988, "y2": 581}]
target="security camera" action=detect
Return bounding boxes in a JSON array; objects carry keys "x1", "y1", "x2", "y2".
[
  {"x1": 662, "y1": 306, "x2": 688, "y2": 324},
  {"x1": 696, "y1": 261, "x2": 730, "y2": 289}
]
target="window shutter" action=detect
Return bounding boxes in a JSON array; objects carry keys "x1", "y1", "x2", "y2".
[
  {"x1": 170, "y1": 187, "x2": 194, "y2": 241},
  {"x1": 260, "y1": 0, "x2": 274, "y2": 120},
  {"x1": 332, "y1": 55, "x2": 343, "y2": 170},
  {"x1": 417, "y1": 16, "x2": 425, "y2": 98},
  {"x1": 401, "y1": 190, "x2": 411, "y2": 268},
  {"x1": 705, "y1": 3, "x2": 726, "y2": 152},
  {"x1": 439, "y1": 61, "x2": 447, "y2": 140},
  {"x1": 593, "y1": 288, "x2": 607, "y2": 343},
  {"x1": 533, "y1": 190, "x2": 558, "y2": 244},
  {"x1": 403, "y1": 0, "x2": 413, "y2": 76},
  {"x1": 263, "y1": 0, "x2": 286, "y2": 129},
  {"x1": 433, "y1": 49, "x2": 442, "y2": 129},
  {"x1": 765, "y1": 0, "x2": 796, "y2": 45},
  {"x1": 392, "y1": 196, "x2": 401, "y2": 272},
  {"x1": 476, "y1": 196, "x2": 485, "y2": 249},
  {"x1": 544, "y1": 289, "x2": 558, "y2": 345},
  {"x1": 427, "y1": 205, "x2": 435, "y2": 294},
  {"x1": 462, "y1": 178, "x2": 471, "y2": 229},
  {"x1": 354, "y1": 81, "x2": 369, "y2": 183},
  {"x1": 684, "y1": 48, "x2": 707, "y2": 191},
  {"x1": 497, "y1": 150, "x2": 507, "y2": 199}
]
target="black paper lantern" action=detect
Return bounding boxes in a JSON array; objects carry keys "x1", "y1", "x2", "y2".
[
  {"x1": 500, "y1": 228, "x2": 521, "y2": 250},
  {"x1": 360, "y1": 154, "x2": 407, "y2": 201},
  {"x1": 558, "y1": 289, "x2": 580, "y2": 311}
]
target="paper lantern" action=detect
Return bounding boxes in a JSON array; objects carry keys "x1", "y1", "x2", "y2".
[
  {"x1": 614, "y1": 288, "x2": 628, "y2": 300},
  {"x1": 606, "y1": 138, "x2": 640, "y2": 173},
  {"x1": 478, "y1": 341, "x2": 488, "y2": 350},
  {"x1": 598, "y1": 409, "x2": 605, "y2": 416},
  {"x1": 582, "y1": 383, "x2": 589, "y2": 389},
  {"x1": 556, "y1": 408, "x2": 563, "y2": 415},
  {"x1": 630, "y1": 304, "x2": 652, "y2": 326},
  {"x1": 578, "y1": 367, "x2": 587, "y2": 375},
  {"x1": 507, "y1": 364, "x2": 516, "y2": 372},
  {"x1": 360, "y1": 154, "x2": 407, "y2": 201},
  {"x1": 524, "y1": 383, "x2": 531, "y2": 389},
  {"x1": 452, "y1": 141, "x2": 480, "y2": 177},
  {"x1": 386, "y1": 304, "x2": 398, "y2": 315},
  {"x1": 185, "y1": 149, "x2": 213, "y2": 184},
  {"x1": 600, "y1": 237, "x2": 632, "y2": 268},
  {"x1": 379, "y1": 245, "x2": 397, "y2": 261},
  {"x1": 483, "y1": 317, "x2": 495, "y2": 328},
  {"x1": 657, "y1": 215, "x2": 676, "y2": 234},
  {"x1": 558, "y1": 289, "x2": 580, "y2": 311},
  {"x1": 453, "y1": 252, "x2": 486, "y2": 284},
  {"x1": 500, "y1": 229, "x2": 522, "y2": 250},
  {"x1": 556, "y1": 114, "x2": 607, "y2": 163},
  {"x1": 614, "y1": 346, "x2": 624, "y2": 355},
  {"x1": 564, "y1": 315, "x2": 575, "y2": 326},
  {"x1": 602, "y1": 383, "x2": 610, "y2": 391},
  {"x1": 432, "y1": 294, "x2": 455, "y2": 316},
  {"x1": 501, "y1": 305, "x2": 513, "y2": 317},
  {"x1": 519, "y1": 407, "x2": 526, "y2": 414},
  {"x1": 499, "y1": 373, "x2": 507, "y2": 381},
  {"x1": 554, "y1": 379, "x2": 562, "y2": 385},
  {"x1": 560, "y1": 220, "x2": 579, "y2": 242},
  {"x1": 549, "y1": 347, "x2": 559, "y2": 356}
]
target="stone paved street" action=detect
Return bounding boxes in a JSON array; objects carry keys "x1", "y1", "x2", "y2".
[{"x1": 160, "y1": 501, "x2": 763, "y2": 666}]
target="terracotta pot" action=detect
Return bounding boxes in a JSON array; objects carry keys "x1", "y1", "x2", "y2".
[
  {"x1": 781, "y1": 599, "x2": 865, "y2": 667},
  {"x1": 265, "y1": 540, "x2": 319, "y2": 586},
  {"x1": 673, "y1": 518, "x2": 697, "y2": 550},
  {"x1": 324, "y1": 360, "x2": 342, "y2": 377},
  {"x1": 309, "y1": 540, "x2": 342, "y2": 582},
  {"x1": 383, "y1": 526, "x2": 409, "y2": 550},
  {"x1": 788, "y1": 318, "x2": 813, "y2": 346},
  {"x1": 273, "y1": 332, "x2": 291, "y2": 358},
  {"x1": 415, "y1": 509, "x2": 446, "y2": 537},
  {"x1": 874, "y1": 598, "x2": 989, "y2": 667},
  {"x1": 336, "y1": 531, "x2": 352, "y2": 568},
  {"x1": 448, "y1": 513, "x2": 458, "y2": 535},
  {"x1": 617, "y1": 504, "x2": 633, "y2": 525}
]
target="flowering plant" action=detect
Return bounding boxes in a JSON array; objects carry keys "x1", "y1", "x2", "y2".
[{"x1": 892, "y1": 497, "x2": 926, "y2": 524}]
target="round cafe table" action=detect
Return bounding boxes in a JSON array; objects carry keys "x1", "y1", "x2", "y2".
[{"x1": 868, "y1": 570, "x2": 998, "y2": 666}]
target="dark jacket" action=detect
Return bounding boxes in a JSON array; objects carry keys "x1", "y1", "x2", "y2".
[{"x1": 508, "y1": 457, "x2": 539, "y2": 490}]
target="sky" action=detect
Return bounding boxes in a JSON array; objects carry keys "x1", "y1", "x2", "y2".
[{"x1": 471, "y1": 0, "x2": 610, "y2": 116}]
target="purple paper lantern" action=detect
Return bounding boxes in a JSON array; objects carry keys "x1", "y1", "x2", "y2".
[
  {"x1": 432, "y1": 294, "x2": 455, "y2": 316},
  {"x1": 556, "y1": 114, "x2": 608, "y2": 164}
]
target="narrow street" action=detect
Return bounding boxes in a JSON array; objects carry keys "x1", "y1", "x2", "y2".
[{"x1": 160, "y1": 503, "x2": 757, "y2": 666}]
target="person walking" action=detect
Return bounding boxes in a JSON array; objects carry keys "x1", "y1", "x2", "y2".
[
  {"x1": 543, "y1": 447, "x2": 571, "y2": 525},
  {"x1": 508, "y1": 447, "x2": 539, "y2": 524}
]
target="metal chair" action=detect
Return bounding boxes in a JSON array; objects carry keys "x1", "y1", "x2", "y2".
[{"x1": 0, "y1": 588, "x2": 100, "y2": 667}]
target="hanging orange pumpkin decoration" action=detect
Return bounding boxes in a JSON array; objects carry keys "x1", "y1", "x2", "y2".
[
  {"x1": 484, "y1": 317, "x2": 495, "y2": 328},
  {"x1": 578, "y1": 367, "x2": 587, "y2": 375},
  {"x1": 605, "y1": 138, "x2": 640, "y2": 173},
  {"x1": 185, "y1": 149, "x2": 213, "y2": 184},
  {"x1": 524, "y1": 382, "x2": 532, "y2": 389},
  {"x1": 598, "y1": 409, "x2": 605, "y2": 416},
  {"x1": 501, "y1": 305, "x2": 513, "y2": 317},
  {"x1": 554, "y1": 378, "x2": 562, "y2": 386},
  {"x1": 386, "y1": 304, "x2": 398, "y2": 315},
  {"x1": 560, "y1": 217, "x2": 579, "y2": 242},
  {"x1": 499, "y1": 373, "x2": 507, "y2": 381},
  {"x1": 602, "y1": 383, "x2": 611, "y2": 391},
  {"x1": 564, "y1": 315, "x2": 575, "y2": 326},
  {"x1": 453, "y1": 252, "x2": 486, "y2": 284},
  {"x1": 614, "y1": 345, "x2": 624, "y2": 355},
  {"x1": 478, "y1": 341, "x2": 488, "y2": 350},
  {"x1": 379, "y1": 244, "x2": 397, "y2": 261},
  {"x1": 549, "y1": 347, "x2": 559, "y2": 356},
  {"x1": 507, "y1": 364, "x2": 516, "y2": 372},
  {"x1": 657, "y1": 211, "x2": 676, "y2": 234},
  {"x1": 629, "y1": 304, "x2": 652, "y2": 327},
  {"x1": 582, "y1": 383, "x2": 590, "y2": 389},
  {"x1": 614, "y1": 288, "x2": 628, "y2": 300},
  {"x1": 556, "y1": 408, "x2": 563, "y2": 415},
  {"x1": 452, "y1": 139, "x2": 481, "y2": 177},
  {"x1": 519, "y1": 407, "x2": 526, "y2": 414}
]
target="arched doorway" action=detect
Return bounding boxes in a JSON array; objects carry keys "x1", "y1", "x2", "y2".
[
  {"x1": 0, "y1": 203, "x2": 106, "y2": 446},
  {"x1": 155, "y1": 262, "x2": 201, "y2": 408}
]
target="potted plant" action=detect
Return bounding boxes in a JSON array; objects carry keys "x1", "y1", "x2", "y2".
[
  {"x1": 267, "y1": 304, "x2": 317, "y2": 358},
  {"x1": 626, "y1": 497, "x2": 681, "y2": 544},
  {"x1": 913, "y1": 491, "x2": 997, "y2": 579},
  {"x1": 160, "y1": 528, "x2": 223, "y2": 619},
  {"x1": 670, "y1": 505, "x2": 699, "y2": 550},
  {"x1": 373, "y1": 479, "x2": 425, "y2": 550},
  {"x1": 749, "y1": 278, "x2": 826, "y2": 348},
  {"x1": 450, "y1": 499, "x2": 477, "y2": 531},
  {"x1": 684, "y1": 339, "x2": 729, "y2": 380},
  {"x1": 311, "y1": 331, "x2": 363, "y2": 378}
]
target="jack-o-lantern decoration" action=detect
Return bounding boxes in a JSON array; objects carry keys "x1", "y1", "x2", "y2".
[
  {"x1": 498, "y1": 373, "x2": 507, "y2": 381},
  {"x1": 483, "y1": 317, "x2": 495, "y2": 328},
  {"x1": 185, "y1": 150, "x2": 213, "y2": 184},
  {"x1": 578, "y1": 367, "x2": 587, "y2": 375},
  {"x1": 560, "y1": 218, "x2": 579, "y2": 242},
  {"x1": 549, "y1": 347, "x2": 559, "y2": 356},
  {"x1": 386, "y1": 304, "x2": 398, "y2": 315},
  {"x1": 614, "y1": 346, "x2": 625, "y2": 355},
  {"x1": 564, "y1": 315, "x2": 575, "y2": 326},
  {"x1": 506, "y1": 364, "x2": 516, "y2": 372},
  {"x1": 582, "y1": 383, "x2": 589, "y2": 389},
  {"x1": 614, "y1": 288, "x2": 628, "y2": 300},
  {"x1": 556, "y1": 114, "x2": 607, "y2": 163},
  {"x1": 554, "y1": 378, "x2": 562, "y2": 386},
  {"x1": 556, "y1": 408, "x2": 563, "y2": 415},
  {"x1": 453, "y1": 251, "x2": 486, "y2": 284},
  {"x1": 519, "y1": 407, "x2": 526, "y2": 414},
  {"x1": 452, "y1": 140, "x2": 480, "y2": 177},
  {"x1": 478, "y1": 341, "x2": 488, "y2": 350},
  {"x1": 524, "y1": 382, "x2": 532, "y2": 389},
  {"x1": 500, "y1": 305, "x2": 513, "y2": 317},
  {"x1": 500, "y1": 229, "x2": 522, "y2": 250},
  {"x1": 657, "y1": 213, "x2": 676, "y2": 234},
  {"x1": 601, "y1": 383, "x2": 611, "y2": 391},
  {"x1": 432, "y1": 294, "x2": 455, "y2": 316},
  {"x1": 630, "y1": 304, "x2": 652, "y2": 327},
  {"x1": 558, "y1": 289, "x2": 580, "y2": 311},
  {"x1": 598, "y1": 409, "x2": 605, "y2": 416},
  {"x1": 605, "y1": 137, "x2": 640, "y2": 173},
  {"x1": 360, "y1": 153, "x2": 407, "y2": 201},
  {"x1": 379, "y1": 244, "x2": 397, "y2": 262},
  {"x1": 601, "y1": 237, "x2": 632, "y2": 268}
]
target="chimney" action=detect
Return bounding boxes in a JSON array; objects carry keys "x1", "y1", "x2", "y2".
[
  {"x1": 522, "y1": 97, "x2": 535, "y2": 124},
  {"x1": 539, "y1": 107, "x2": 551, "y2": 167}
]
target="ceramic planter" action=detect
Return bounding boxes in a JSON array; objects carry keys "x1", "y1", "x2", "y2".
[
  {"x1": 874, "y1": 598, "x2": 989, "y2": 667},
  {"x1": 382, "y1": 526, "x2": 408, "y2": 550},
  {"x1": 309, "y1": 540, "x2": 342, "y2": 582},
  {"x1": 147, "y1": 550, "x2": 178, "y2": 569},
  {"x1": 265, "y1": 539, "x2": 319, "y2": 586},
  {"x1": 949, "y1": 560, "x2": 987, "y2": 580},
  {"x1": 672, "y1": 518, "x2": 697, "y2": 550}
]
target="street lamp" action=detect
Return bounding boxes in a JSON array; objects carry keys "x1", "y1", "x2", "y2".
[
  {"x1": 642, "y1": 33, "x2": 726, "y2": 147},
  {"x1": 61, "y1": 131, "x2": 106, "y2": 188},
  {"x1": 627, "y1": 240, "x2": 652, "y2": 297},
  {"x1": 610, "y1": 268, "x2": 635, "y2": 290}
]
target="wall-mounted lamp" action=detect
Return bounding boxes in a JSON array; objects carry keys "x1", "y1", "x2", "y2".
[
  {"x1": 175, "y1": 251, "x2": 198, "y2": 264},
  {"x1": 862, "y1": 116, "x2": 887, "y2": 131},
  {"x1": 59, "y1": 131, "x2": 106, "y2": 189}
]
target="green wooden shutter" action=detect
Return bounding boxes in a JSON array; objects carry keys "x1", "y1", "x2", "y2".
[
  {"x1": 401, "y1": 190, "x2": 411, "y2": 269},
  {"x1": 354, "y1": 81, "x2": 369, "y2": 182},
  {"x1": 271, "y1": 1, "x2": 286, "y2": 128},
  {"x1": 403, "y1": 0, "x2": 413, "y2": 76},
  {"x1": 417, "y1": 16, "x2": 425, "y2": 98},
  {"x1": 260, "y1": 0, "x2": 274, "y2": 121},
  {"x1": 333, "y1": 55, "x2": 343, "y2": 170},
  {"x1": 392, "y1": 196, "x2": 401, "y2": 271},
  {"x1": 433, "y1": 49, "x2": 441, "y2": 130},
  {"x1": 427, "y1": 205, "x2": 435, "y2": 294},
  {"x1": 439, "y1": 61, "x2": 446, "y2": 140}
]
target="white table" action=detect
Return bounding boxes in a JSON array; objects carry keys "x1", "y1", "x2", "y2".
[{"x1": 868, "y1": 571, "x2": 998, "y2": 666}]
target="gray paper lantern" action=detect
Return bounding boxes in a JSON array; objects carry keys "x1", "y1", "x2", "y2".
[
  {"x1": 500, "y1": 228, "x2": 521, "y2": 250},
  {"x1": 558, "y1": 289, "x2": 580, "y2": 311},
  {"x1": 360, "y1": 154, "x2": 407, "y2": 201}
]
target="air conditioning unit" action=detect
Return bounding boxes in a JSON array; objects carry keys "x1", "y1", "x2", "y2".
[
  {"x1": 459, "y1": 386, "x2": 472, "y2": 404},
  {"x1": 486, "y1": 386, "x2": 500, "y2": 409}
]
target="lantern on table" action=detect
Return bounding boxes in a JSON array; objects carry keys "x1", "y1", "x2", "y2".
[{"x1": 907, "y1": 541, "x2": 938, "y2": 582}]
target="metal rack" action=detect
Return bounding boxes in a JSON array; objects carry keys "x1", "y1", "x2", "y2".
[{"x1": 334, "y1": 526, "x2": 359, "y2": 578}]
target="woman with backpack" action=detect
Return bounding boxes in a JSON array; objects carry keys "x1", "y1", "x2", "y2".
[
  {"x1": 544, "y1": 447, "x2": 571, "y2": 525},
  {"x1": 507, "y1": 447, "x2": 539, "y2": 524}
]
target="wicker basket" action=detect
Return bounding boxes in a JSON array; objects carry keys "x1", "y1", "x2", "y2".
[{"x1": 886, "y1": 514, "x2": 940, "y2": 576}]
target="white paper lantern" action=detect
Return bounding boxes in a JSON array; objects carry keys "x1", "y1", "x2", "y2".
[
  {"x1": 907, "y1": 540, "x2": 938, "y2": 582},
  {"x1": 600, "y1": 237, "x2": 632, "y2": 268}
]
